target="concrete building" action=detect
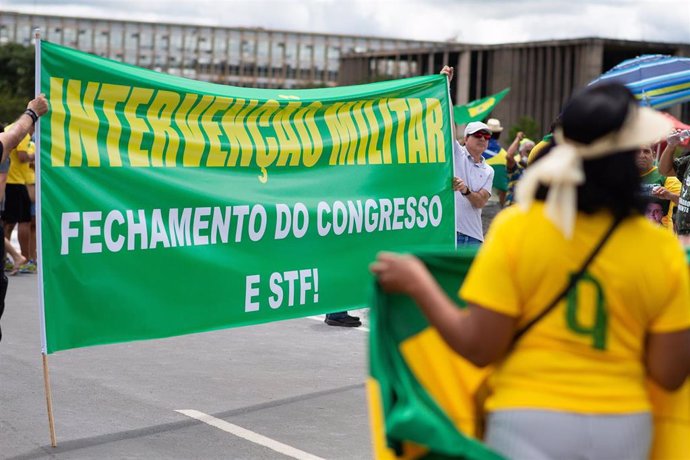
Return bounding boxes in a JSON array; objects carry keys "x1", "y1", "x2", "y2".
[
  {"x1": 2, "y1": 10, "x2": 689, "y2": 135},
  {"x1": 340, "y1": 38, "x2": 690, "y2": 134},
  {"x1": 0, "y1": 10, "x2": 440, "y2": 89}
]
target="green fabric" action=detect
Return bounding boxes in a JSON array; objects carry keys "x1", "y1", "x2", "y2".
[
  {"x1": 640, "y1": 168, "x2": 666, "y2": 186},
  {"x1": 453, "y1": 89, "x2": 510, "y2": 126},
  {"x1": 640, "y1": 167, "x2": 670, "y2": 213},
  {"x1": 39, "y1": 41, "x2": 456, "y2": 353},
  {"x1": 370, "y1": 247, "x2": 503, "y2": 460},
  {"x1": 489, "y1": 164, "x2": 508, "y2": 192},
  {"x1": 372, "y1": 247, "x2": 690, "y2": 458}
]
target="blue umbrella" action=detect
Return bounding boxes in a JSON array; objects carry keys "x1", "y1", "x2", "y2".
[{"x1": 589, "y1": 54, "x2": 690, "y2": 109}]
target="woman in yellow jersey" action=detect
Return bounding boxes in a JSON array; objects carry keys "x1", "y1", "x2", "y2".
[{"x1": 371, "y1": 83, "x2": 690, "y2": 460}]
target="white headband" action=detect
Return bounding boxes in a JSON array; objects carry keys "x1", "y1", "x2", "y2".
[{"x1": 515, "y1": 104, "x2": 673, "y2": 238}]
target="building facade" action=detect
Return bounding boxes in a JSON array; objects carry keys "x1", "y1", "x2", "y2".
[
  {"x1": 0, "y1": 10, "x2": 440, "y2": 89},
  {"x1": 340, "y1": 38, "x2": 690, "y2": 134},
  {"x1": 2, "y1": 10, "x2": 690, "y2": 135}
]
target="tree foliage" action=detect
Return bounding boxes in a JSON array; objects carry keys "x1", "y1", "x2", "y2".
[
  {"x1": 0, "y1": 43, "x2": 35, "y2": 124},
  {"x1": 508, "y1": 116, "x2": 541, "y2": 143}
]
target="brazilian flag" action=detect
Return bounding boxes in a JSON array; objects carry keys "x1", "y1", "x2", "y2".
[
  {"x1": 368, "y1": 248, "x2": 690, "y2": 459},
  {"x1": 368, "y1": 248, "x2": 503, "y2": 460},
  {"x1": 483, "y1": 145, "x2": 508, "y2": 193},
  {"x1": 453, "y1": 89, "x2": 510, "y2": 126}
]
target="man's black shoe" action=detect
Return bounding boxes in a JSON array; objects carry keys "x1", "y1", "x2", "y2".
[
  {"x1": 346, "y1": 314, "x2": 360, "y2": 321},
  {"x1": 325, "y1": 316, "x2": 362, "y2": 327}
]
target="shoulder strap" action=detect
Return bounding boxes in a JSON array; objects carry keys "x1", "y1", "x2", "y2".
[{"x1": 512, "y1": 214, "x2": 624, "y2": 343}]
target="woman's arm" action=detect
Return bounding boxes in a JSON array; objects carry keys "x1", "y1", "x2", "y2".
[
  {"x1": 505, "y1": 131, "x2": 524, "y2": 171},
  {"x1": 370, "y1": 252, "x2": 516, "y2": 367},
  {"x1": 658, "y1": 136, "x2": 681, "y2": 177},
  {"x1": 646, "y1": 329, "x2": 690, "y2": 391},
  {"x1": 0, "y1": 95, "x2": 48, "y2": 161}
]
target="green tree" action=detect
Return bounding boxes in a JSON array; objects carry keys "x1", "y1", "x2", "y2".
[
  {"x1": 508, "y1": 116, "x2": 540, "y2": 142},
  {"x1": 0, "y1": 43, "x2": 35, "y2": 124}
]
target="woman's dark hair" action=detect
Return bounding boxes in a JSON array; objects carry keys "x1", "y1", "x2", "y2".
[
  {"x1": 536, "y1": 82, "x2": 645, "y2": 218},
  {"x1": 560, "y1": 83, "x2": 634, "y2": 143},
  {"x1": 578, "y1": 150, "x2": 644, "y2": 218}
]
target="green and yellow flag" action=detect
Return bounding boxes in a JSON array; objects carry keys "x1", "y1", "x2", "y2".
[
  {"x1": 369, "y1": 248, "x2": 690, "y2": 459},
  {"x1": 38, "y1": 41, "x2": 456, "y2": 353},
  {"x1": 452, "y1": 89, "x2": 510, "y2": 126},
  {"x1": 368, "y1": 248, "x2": 503, "y2": 460}
]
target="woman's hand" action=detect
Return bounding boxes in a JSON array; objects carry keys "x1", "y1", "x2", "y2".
[{"x1": 370, "y1": 252, "x2": 434, "y2": 297}]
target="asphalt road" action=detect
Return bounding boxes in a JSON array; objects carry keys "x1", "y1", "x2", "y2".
[
  {"x1": 1, "y1": 274, "x2": 371, "y2": 459},
  {"x1": 1, "y1": 199, "x2": 504, "y2": 460}
]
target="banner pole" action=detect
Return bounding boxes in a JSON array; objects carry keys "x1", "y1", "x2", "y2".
[
  {"x1": 444, "y1": 70, "x2": 458, "y2": 250},
  {"x1": 34, "y1": 28, "x2": 56, "y2": 448},
  {"x1": 42, "y1": 353, "x2": 57, "y2": 447}
]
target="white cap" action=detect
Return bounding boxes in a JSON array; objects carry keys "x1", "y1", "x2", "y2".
[{"x1": 464, "y1": 121, "x2": 491, "y2": 137}]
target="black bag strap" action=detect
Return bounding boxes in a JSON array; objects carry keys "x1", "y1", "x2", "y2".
[{"x1": 512, "y1": 214, "x2": 624, "y2": 343}]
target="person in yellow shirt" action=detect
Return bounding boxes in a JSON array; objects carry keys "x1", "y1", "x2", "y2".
[
  {"x1": 0, "y1": 126, "x2": 26, "y2": 275},
  {"x1": 17, "y1": 140, "x2": 36, "y2": 273},
  {"x1": 371, "y1": 83, "x2": 690, "y2": 460},
  {"x1": 0, "y1": 95, "x2": 49, "y2": 342},
  {"x1": 2, "y1": 131, "x2": 32, "y2": 266}
]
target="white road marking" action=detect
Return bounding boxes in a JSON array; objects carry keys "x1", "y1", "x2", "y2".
[
  {"x1": 307, "y1": 315, "x2": 370, "y2": 332},
  {"x1": 176, "y1": 409, "x2": 325, "y2": 460}
]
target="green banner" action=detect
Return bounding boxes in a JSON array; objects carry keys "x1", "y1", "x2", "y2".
[
  {"x1": 39, "y1": 41, "x2": 455, "y2": 354},
  {"x1": 453, "y1": 88, "x2": 510, "y2": 125}
]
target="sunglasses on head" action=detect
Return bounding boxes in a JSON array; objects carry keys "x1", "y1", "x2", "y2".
[{"x1": 471, "y1": 131, "x2": 491, "y2": 140}]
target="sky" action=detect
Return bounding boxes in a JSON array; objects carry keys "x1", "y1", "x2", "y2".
[{"x1": 4, "y1": 0, "x2": 690, "y2": 45}]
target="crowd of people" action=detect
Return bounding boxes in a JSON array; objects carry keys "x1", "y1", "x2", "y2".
[
  {"x1": 3, "y1": 65, "x2": 690, "y2": 458},
  {"x1": 441, "y1": 66, "x2": 690, "y2": 246},
  {"x1": 372, "y1": 69, "x2": 690, "y2": 459}
]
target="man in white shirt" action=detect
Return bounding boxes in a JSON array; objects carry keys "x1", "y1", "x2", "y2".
[{"x1": 452, "y1": 121, "x2": 495, "y2": 245}]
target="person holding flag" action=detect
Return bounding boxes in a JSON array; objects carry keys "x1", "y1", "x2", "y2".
[
  {"x1": 441, "y1": 66, "x2": 495, "y2": 245},
  {"x1": 371, "y1": 82, "x2": 690, "y2": 460}
]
